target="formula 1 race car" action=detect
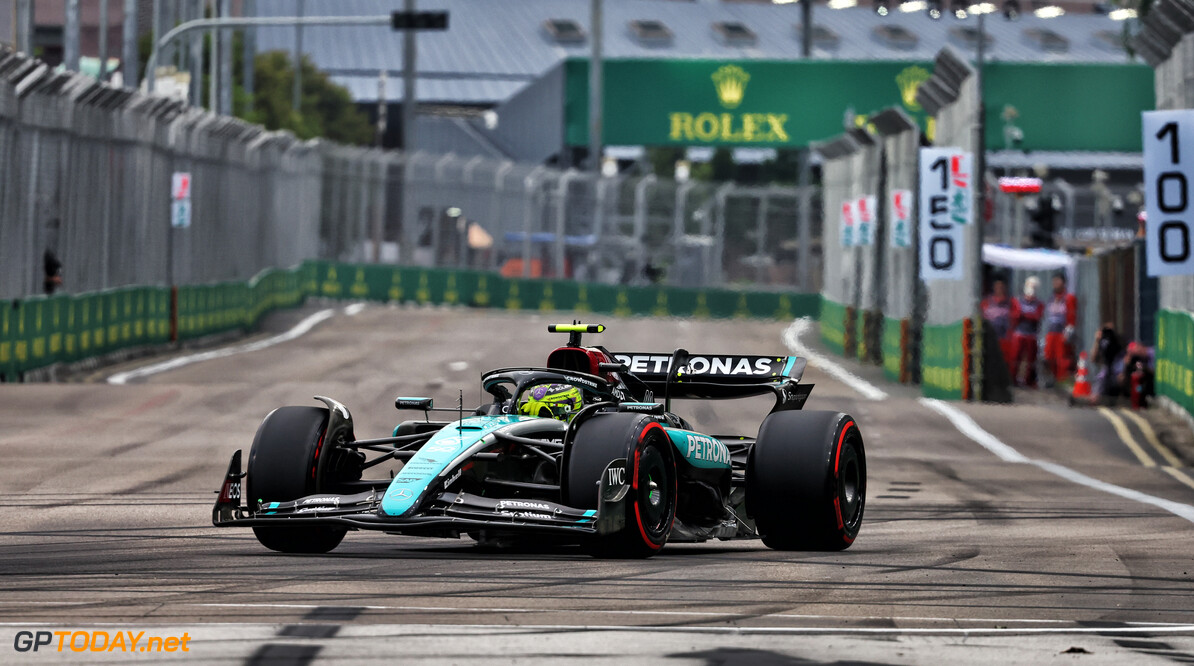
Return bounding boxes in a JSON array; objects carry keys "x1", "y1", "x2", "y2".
[{"x1": 213, "y1": 324, "x2": 866, "y2": 557}]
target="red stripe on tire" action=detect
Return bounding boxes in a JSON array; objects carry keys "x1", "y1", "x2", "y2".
[
  {"x1": 832, "y1": 420, "x2": 855, "y2": 540},
  {"x1": 633, "y1": 421, "x2": 667, "y2": 550}
]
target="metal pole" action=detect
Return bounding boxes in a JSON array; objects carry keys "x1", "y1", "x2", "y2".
[
  {"x1": 15, "y1": 0, "x2": 30, "y2": 54},
  {"x1": 219, "y1": 0, "x2": 232, "y2": 114},
  {"x1": 798, "y1": 151, "x2": 812, "y2": 290},
  {"x1": 189, "y1": 1, "x2": 203, "y2": 104},
  {"x1": 243, "y1": 0, "x2": 256, "y2": 105},
  {"x1": 64, "y1": 0, "x2": 80, "y2": 72},
  {"x1": 755, "y1": 192, "x2": 770, "y2": 284},
  {"x1": 209, "y1": 0, "x2": 219, "y2": 111},
  {"x1": 98, "y1": 0, "x2": 110, "y2": 81},
  {"x1": 293, "y1": 0, "x2": 304, "y2": 111},
  {"x1": 376, "y1": 70, "x2": 387, "y2": 146},
  {"x1": 588, "y1": 0, "x2": 603, "y2": 172},
  {"x1": 402, "y1": 0, "x2": 416, "y2": 151},
  {"x1": 972, "y1": 10, "x2": 987, "y2": 400},
  {"x1": 149, "y1": 0, "x2": 162, "y2": 90},
  {"x1": 123, "y1": 0, "x2": 138, "y2": 88},
  {"x1": 801, "y1": 0, "x2": 812, "y2": 58}
]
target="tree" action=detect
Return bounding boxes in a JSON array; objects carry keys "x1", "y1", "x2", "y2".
[{"x1": 242, "y1": 51, "x2": 373, "y2": 145}]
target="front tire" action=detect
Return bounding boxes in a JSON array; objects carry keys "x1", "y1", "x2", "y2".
[
  {"x1": 564, "y1": 413, "x2": 677, "y2": 558},
  {"x1": 247, "y1": 406, "x2": 347, "y2": 554},
  {"x1": 747, "y1": 411, "x2": 865, "y2": 551}
]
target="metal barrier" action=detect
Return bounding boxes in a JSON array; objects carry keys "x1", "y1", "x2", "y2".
[{"x1": 0, "y1": 261, "x2": 820, "y2": 380}]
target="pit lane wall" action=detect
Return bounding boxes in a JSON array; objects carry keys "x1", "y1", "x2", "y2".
[
  {"x1": 1133, "y1": 0, "x2": 1194, "y2": 425},
  {"x1": 0, "y1": 261, "x2": 818, "y2": 380}
]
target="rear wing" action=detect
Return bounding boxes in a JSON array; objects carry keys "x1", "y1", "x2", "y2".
[{"x1": 608, "y1": 351, "x2": 809, "y2": 403}]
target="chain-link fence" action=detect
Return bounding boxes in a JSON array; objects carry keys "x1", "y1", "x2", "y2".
[
  {"x1": 397, "y1": 155, "x2": 821, "y2": 292},
  {"x1": 0, "y1": 47, "x2": 822, "y2": 302},
  {"x1": 0, "y1": 51, "x2": 324, "y2": 301}
]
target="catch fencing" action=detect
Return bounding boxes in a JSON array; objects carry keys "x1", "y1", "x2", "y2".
[
  {"x1": 816, "y1": 46, "x2": 1145, "y2": 401},
  {"x1": 0, "y1": 48, "x2": 821, "y2": 305},
  {"x1": 0, "y1": 51, "x2": 323, "y2": 299},
  {"x1": 817, "y1": 49, "x2": 979, "y2": 399}
]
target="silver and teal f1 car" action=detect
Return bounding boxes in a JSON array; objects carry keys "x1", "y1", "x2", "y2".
[{"x1": 212, "y1": 324, "x2": 866, "y2": 557}]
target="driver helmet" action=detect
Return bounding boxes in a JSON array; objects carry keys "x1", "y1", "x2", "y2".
[{"x1": 517, "y1": 383, "x2": 583, "y2": 421}]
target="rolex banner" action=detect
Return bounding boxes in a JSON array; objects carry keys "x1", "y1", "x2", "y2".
[
  {"x1": 889, "y1": 189, "x2": 913, "y2": 249},
  {"x1": 918, "y1": 148, "x2": 970, "y2": 281},
  {"x1": 566, "y1": 60, "x2": 1152, "y2": 152}
]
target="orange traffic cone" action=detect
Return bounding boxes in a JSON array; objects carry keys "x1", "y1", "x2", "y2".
[{"x1": 1071, "y1": 351, "x2": 1092, "y2": 403}]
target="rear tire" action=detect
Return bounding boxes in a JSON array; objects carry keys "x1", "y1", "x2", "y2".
[
  {"x1": 747, "y1": 411, "x2": 865, "y2": 551},
  {"x1": 564, "y1": 413, "x2": 677, "y2": 558},
  {"x1": 247, "y1": 406, "x2": 347, "y2": 554}
]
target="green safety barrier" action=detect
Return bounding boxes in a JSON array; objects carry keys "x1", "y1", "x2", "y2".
[
  {"x1": 0, "y1": 260, "x2": 818, "y2": 380},
  {"x1": 1156, "y1": 309, "x2": 1194, "y2": 419},
  {"x1": 881, "y1": 316, "x2": 903, "y2": 383},
  {"x1": 306, "y1": 260, "x2": 819, "y2": 321},
  {"x1": 856, "y1": 309, "x2": 869, "y2": 362},
  {"x1": 921, "y1": 321, "x2": 965, "y2": 400},
  {"x1": 819, "y1": 297, "x2": 847, "y2": 357}
]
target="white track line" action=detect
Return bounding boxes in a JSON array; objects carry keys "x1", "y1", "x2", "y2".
[
  {"x1": 920, "y1": 398, "x2": 1194, "y2": 525},
  {"x1": 107, "y1": 309, "x2": 335, "y2": 385},
  {"x1": 919, "y1": 399, "x2": 1029, "y2": 463},
  {"x1": 191, "y1": 603, "x2": 1082, "y2": 625},
  {"x1": 782, "y1": 318, "x2": 888, "y2": 401},
  {"x1": 0, "y1": 619, "x2": 1189, "y2": 637},
  {"x1": 344, "y1": 303, "x2": 367, "y2": 316}
]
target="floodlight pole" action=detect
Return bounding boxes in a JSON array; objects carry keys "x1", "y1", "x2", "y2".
[
  {"x1": 402, "y1": 0, "x2": 417, "y2": 152},
  {"x1": 801, "y1": 0, "x2": 812, "y2": 58},
  {"x1": 588, "y1": 0, "x2": 604, "y2": 172}
]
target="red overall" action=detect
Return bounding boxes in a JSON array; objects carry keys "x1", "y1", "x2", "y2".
[{"x1": 1043, "y1": 292, "x2": 1077, "y2": 382}]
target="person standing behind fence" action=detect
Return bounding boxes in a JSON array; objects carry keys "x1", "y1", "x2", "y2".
[
  {"x1": 43, "y1": 218, "x2": 63, "y2": 295},
  {"x1": 1009, "y1": 276, "x2": 1043, "y2": 388},
  {"x1": 982, "y1": 276, "x2": 1016, "y2": 374},
  {"x1": 1043, "y1": 273, "x2": 1077, "y2": 384}
]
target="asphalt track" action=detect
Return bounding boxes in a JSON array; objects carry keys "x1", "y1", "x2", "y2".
[{"x1": 2, "y1": 305, "x2": 1193, "y2": 664}]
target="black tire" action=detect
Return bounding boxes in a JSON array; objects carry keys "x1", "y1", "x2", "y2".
[
  {"x1": 247, "y1": 406, "x2": 347, "y2": 554},
  {"x1": 564, "y1": 413, "x2": 677, "y2": 558},
  {"x1": 747, "y1": 411, "x2": 865, "y2": 551}
]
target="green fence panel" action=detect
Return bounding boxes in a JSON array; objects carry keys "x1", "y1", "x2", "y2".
[
  {"x1": 855, "y1": 309, "x2": 867, "y2": 361},
  {"x1": 1157, "y1": 309, "x2": 1194, "y2": 418},
  {"x1": 819, "y1": 297, "x2": 846, "y2": 356},
  {"x1": 46, "y1": 295, "x2": 66, "y2": 363},
  {"x1": 0, "y1": 300, "x2": 12, "y2": 379},
  {"x1": 301, "y1": 261, "x2": 321, "y2": 298},
  {"x1": 921, "y1": 321, "x2": 965, "y2": 400},
  {"x1": 881, "y1": 316, "x2": 903, "y2": 383},
  {"x1": 701, "y1": 290, "x2": 736, "y2": 319}
]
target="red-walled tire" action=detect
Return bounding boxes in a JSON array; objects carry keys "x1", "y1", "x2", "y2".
[
  {"x1": 564, "y1": 413, "x2": 677, "y2": 558},
  {"x1": 247, "y1": 406, "x2": 347, "y2": 554},
  {"x1": 747, "y1": 411, "x2": 865, "y2": 551}
]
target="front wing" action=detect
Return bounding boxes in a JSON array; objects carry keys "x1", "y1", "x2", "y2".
[{"x1": 212, "y1": 450, "x2": 632, "y2": 538}]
